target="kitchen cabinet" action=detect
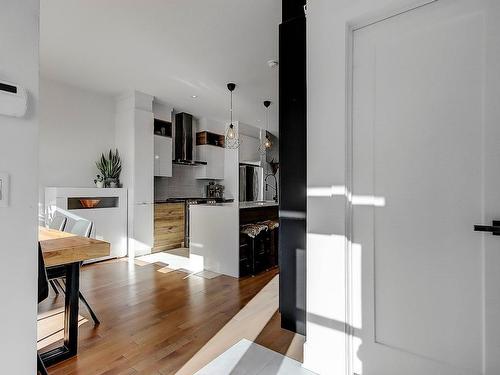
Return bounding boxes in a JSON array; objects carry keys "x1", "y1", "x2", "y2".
[
  {"x1": 115, "y1": 91, "x2": 155, "y2": 257},
  {"x1": 196, "y1": 145, "x2": 224, "y2": 180},
  {"x1": 154, "y1": 135, "x2": 172, "y2": 177},
  {"x1": 133, "y1": 203, "x2": 154, "y2": 254},
  {"x1": 154, "y1": 203, "x2": 185, "y2": 251},
  {"x1": 134, "y1": 109, "x2": 154, "y2": 204}
]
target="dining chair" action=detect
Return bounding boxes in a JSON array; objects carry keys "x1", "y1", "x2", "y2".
[
  {"x1": 47, "y1": 212, "x2": 68, "y2": 295},
  {"x1": 66, "y1": 219, "x2": 93, "y2": 238},
  {"x1": 48, "y1": 212, "x2": 67, "y2": 231},
  {"x1": 37, "y1": 243, "x2": 49, "y2": 375},
  {"x1": 49, "y1": 218, "x2": 100, "y2": 325}
]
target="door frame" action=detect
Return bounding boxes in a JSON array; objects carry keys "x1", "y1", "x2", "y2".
[{"x1": 344, "y1": 1, "x2": 439, "y2": 374}]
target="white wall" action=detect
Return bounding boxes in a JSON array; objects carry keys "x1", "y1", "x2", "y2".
[
  {"x1": 0, "y1": 1, "x2": 39, "y2": 373},
  {"x1": 154, "y1": 167, "x2": 206, "y2": 200},
  {"x1": 198, "y1": 117, "x2": 225, "y2": 134},
  {"x1": 39, "y1": 77, "x2": 116, "y2": 200},
  {"x1": 306, "y1": 1, "x2": 431, "y2": 374}
]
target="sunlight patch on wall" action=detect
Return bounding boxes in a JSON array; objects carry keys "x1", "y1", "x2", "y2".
[{"x1": 307, "y1": 185, "x2": 386, "y2": 207}]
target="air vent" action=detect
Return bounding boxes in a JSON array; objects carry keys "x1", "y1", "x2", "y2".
[{"x1": 0, "y1": 82, "x2": 17, "y2": 94}]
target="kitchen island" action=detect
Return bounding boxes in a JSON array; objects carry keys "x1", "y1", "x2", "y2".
[
  {"x1": 189, "y1": 201, "x2": 279, "y2": 278},
  {"x1": 239, "y1": 201, "x2": 279, "y2": 209},
  {"x1": 189, "y1": 202, "x2": 240, "y2": 277}
]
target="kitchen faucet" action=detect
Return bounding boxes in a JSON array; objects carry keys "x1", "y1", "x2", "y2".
[{"x1": 265, "y1": 174, "x2": 278, "y2": 202}]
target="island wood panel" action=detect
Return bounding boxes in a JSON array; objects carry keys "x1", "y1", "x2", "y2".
[
  {"x1": 154, "y1": 203, "x2": 185, "y2": 252},
  {"x1": 39, "y1": 227, "x2": 110, "y2": 267}
]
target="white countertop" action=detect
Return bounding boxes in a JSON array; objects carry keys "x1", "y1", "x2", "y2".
[
  {"x1": 191, "y1": 202, "x2": 237, "y2": 208},
  {"x1": 239, "y1": 201, "x2": 279, "y2": 209}
]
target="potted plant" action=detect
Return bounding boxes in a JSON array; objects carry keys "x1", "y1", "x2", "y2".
[
  {"x1": 94, "y1": 174, "x2": 104, "y2": 188},
  {"x1": 95, "y1": 149, "x2": 122, "y2": 188}
]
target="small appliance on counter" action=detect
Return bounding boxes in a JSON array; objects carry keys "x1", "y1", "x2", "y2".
[{"x1": 206, "y1": 181, "x2": 225, "y2": 199}]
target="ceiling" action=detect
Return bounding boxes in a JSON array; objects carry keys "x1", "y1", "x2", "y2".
[{"x1": 40, "y1": 0, "x2": 281, "y2": 133}]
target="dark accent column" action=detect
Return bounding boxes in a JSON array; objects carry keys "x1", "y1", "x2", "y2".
[{"x1": 279, "y1": 0, "x2": 306, "y2": 335}]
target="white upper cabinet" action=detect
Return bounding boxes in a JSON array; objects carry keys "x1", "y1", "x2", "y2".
[
  {"x1": 133, "y1": 109, "x2": 154, "y2": 203},
  {"x1": 154, "y1": 135, "x2": 172, "y2": 177},
  {"x1": 196, "y1": 144, "x2": 224, "y2": 180}
]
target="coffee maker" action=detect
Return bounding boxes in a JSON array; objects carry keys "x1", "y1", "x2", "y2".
[{"x1": 207, "y1": 181, "x2": 225, "y2": 199}]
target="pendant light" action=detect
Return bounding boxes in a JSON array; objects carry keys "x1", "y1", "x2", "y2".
[
  {"x1": 225, "y1": 83, "x2": 240, "y2": 149},
  {"x1": 258, "y1": 100, "x2": 273, "y2": 155}
]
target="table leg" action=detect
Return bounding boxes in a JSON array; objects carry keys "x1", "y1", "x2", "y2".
[
  {"x1": 64, "y1": 262, "x2": 80, "y2": 355},
  {"x1": 40, "y1": 262, "x2": 80, "y2": 367}
]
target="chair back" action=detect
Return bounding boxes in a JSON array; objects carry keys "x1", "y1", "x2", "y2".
[
  {"x1": 67, "y1": 219, "x2": 93, "y2": 238},
  {"x1": 38, "y1": 243, "x2": 49, "y2": 304},
  {"x1": 48, "y1": 212, "x2": 67, "y2": 231}
]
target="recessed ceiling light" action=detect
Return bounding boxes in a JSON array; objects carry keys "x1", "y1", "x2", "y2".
[{"x1": 191, "y1": 95, "x2": 198, "y2": 98}]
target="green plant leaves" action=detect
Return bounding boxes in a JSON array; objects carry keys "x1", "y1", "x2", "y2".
[{"x1": 96, "y1": 149, "x2": 122, "y2": 181}]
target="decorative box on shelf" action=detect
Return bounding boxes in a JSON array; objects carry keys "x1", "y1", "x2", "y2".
[{"x1": 196, "y1": 131, "x2": 225, "y2": 147}]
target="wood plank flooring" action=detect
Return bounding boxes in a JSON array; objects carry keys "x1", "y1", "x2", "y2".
[{"x1": 38, "y1": 258, "x2": 302, "y2": 375}]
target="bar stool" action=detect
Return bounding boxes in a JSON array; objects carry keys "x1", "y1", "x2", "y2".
[
  {"x1": 258, "y1": 220, "x2": 280, "y2": 269},
  {"x1": 240, "y1": 223, "x2": 268, "y2": 275}
]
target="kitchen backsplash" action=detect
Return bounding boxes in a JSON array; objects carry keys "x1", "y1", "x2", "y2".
[{"x1": 154, "y1": 165, "x2": 207, "y2": 200}]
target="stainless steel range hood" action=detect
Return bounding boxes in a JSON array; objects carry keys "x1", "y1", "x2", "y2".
[{"x1": 173, "y1": 112, "x2": 207, "y2": 166}]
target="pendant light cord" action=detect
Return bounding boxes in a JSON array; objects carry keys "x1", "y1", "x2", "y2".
[{"x1": 266, "y1": 104, "x2": 268, "y2": 132}]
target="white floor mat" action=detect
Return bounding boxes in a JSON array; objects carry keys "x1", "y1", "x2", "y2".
[{"x1": 194, "y1": 339, "x2": 317, "y2": 375}]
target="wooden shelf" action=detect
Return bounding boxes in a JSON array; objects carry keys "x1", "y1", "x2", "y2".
[
  {"x1": 67, "y1": 196, "x2": 119, "y2": 210},
  {"x1": 196, "y1": 131, "x2": 225, "y2": 147},
  {"x1": 154, "y1": 118, "x2": 172, "y2": 137}
]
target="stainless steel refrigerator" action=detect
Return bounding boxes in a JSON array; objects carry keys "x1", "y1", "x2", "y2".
[{"x1": 239, "y1": 164, "x2": 264, "y2": 202}]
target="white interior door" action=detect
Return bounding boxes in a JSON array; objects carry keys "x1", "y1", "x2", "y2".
[{"x1": 351, "y1": 1, "x2": 500, "y2": 374}]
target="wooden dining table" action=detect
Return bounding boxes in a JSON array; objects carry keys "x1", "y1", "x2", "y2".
[{"x1": 38, "y1": 227, "x2": 110, "y2": 367}]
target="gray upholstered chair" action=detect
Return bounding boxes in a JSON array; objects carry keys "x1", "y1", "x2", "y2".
[
  {"x1": 48, "y1": 212, "x2": 67, "y2": 231},
  {"x1": 47, "y1": 212, "x2": 67, "y2": 296},
  {"x1": 50, "y1": 218, "x2": 100, "y2": 325},
  {"x1": 66, "y1": 218, "x2": 93, "y2": 238}
]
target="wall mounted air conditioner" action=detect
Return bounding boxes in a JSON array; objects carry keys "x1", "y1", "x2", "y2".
[{"x1": 0, "y1": 80, "x2": 27, "y2": 117}]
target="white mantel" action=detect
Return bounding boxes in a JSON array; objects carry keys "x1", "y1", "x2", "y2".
[{"x1": 45, "y1": 187, "x2": 128, "y2": 260}]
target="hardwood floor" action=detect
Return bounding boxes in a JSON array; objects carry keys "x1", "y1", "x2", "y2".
[{"x1": 38, "y1": 258, "x2": 302, "y2": 375}]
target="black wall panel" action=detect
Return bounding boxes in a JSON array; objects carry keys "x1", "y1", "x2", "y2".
[{"x1": 278, "y1": 3, "x2": 306, "y2": 335}]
